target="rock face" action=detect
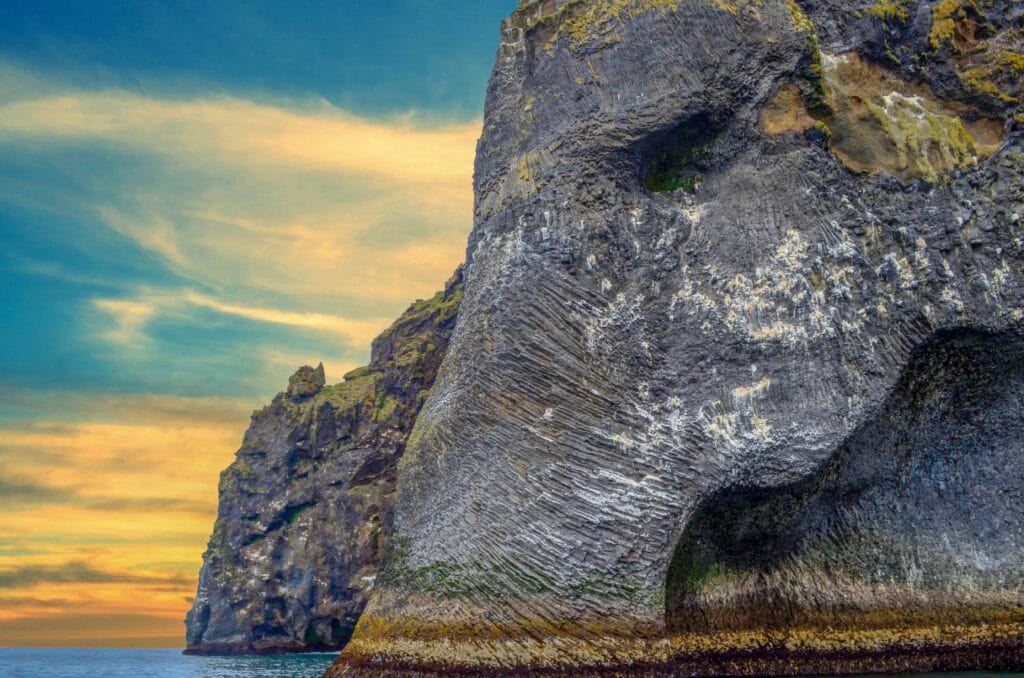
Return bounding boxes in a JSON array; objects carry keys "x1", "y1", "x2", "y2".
[
  {"x1": 184, "y1": 268, "x2": 461, "y2": 654},
  {"x1": 329, "y1": 0, "x2": 1024, "y2": 674}
]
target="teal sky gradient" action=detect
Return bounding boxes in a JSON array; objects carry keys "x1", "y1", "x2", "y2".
[
  {"x1": 0, "y1": 0, "x2": 515, "y2": 401},
  {"x1": 0, "y1": 1, "x2": 516, "y2": 648}
]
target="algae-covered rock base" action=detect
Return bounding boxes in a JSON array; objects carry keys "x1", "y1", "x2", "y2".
[
  {"x1": 184, "y1": 270, "x2": 462, "y2": 654},
  {"x1": 325, "y1": 0, "x2": 1024, "y2": 674}
]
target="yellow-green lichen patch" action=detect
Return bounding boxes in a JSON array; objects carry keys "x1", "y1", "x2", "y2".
[
  {"x1": 379, "y1": 287, "x2": 461, "y2": 342},
  {"x1": 958, "y1": 67, "x2": 1017, "y2": 102},
  {"x1": 785, "y1": 0, "x2": 830, "y2": 116},
  {"x1": 927, "y1": 2, "x2": 1024, "y2": 106},
  {"x1": 512, "y1": 0, "x2": 760, "y2": 54},
  {"x1": 218, "y1": 460, "x2": 247, "y2": 494},
  {"x1": 512, "y1": 149, "x2": 551, "y2": 190},
  {"x1": 785, "y1": 0, "x2": 813, "y2": 33},
  {"x1": 342, "y1": 365, "x2": 372, "y2": 381},
  {"x1": 931, "y1": 0, "x2": 961, "y2": 49},
  {"x1": 520, "y1": 93, "x2": 538, "y2": 135},
  {"x1": 543, "y1": 0, "x2": 681, "y2": 52},
  {"x1": 232, "y1": 457, "x2": 256, "y2": 480},
  {"x1": 819, "y1": 52, "x2": 1004, "y2": 182},
  {"x1": 957, "y1": 45, "x2": 1024, "y2": 104},
  {"x1": 874, "y1": 92, "x2": 977, "y2": 176},
  {"x1": 863, "y1": 0, "x2": 911, "y2": 23},
  {"x1": 517, "y1": 153, "x2": 533, "y2": 183},
  {"x1": 1001, "y1": 51, "x2": 1024, "y2": 72},
  {"x1": 929, "y1": 0, "x2": 987, "y2": 51},
  {"x1": 711, "y1": 0, "x2": 739, "y2": 14}
]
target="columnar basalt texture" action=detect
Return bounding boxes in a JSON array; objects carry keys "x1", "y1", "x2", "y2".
[
  {"x1": 330, "y1": 0, "x2": 1024, "y2": 674},
  {"x1": 184, "y1": 269, "x2": 461, "y2": 654}
]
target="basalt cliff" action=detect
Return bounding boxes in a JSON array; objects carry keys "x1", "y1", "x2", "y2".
[
  {"x1": 324, "y1": 0, "x2": 1024, "y2": 675},
  {"x1": 184, "y1": 269, "x2": 461, "y2": 654}
]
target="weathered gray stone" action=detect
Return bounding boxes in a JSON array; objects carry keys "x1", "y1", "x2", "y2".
[
  {"x1": 286, "y1": 363, "x2": 326, "y2": 401},
  {"x1": 328, "y1": 0, "x2": 1024, "y2": 674},
  {"x1": 184, "y1": 268, "x2": 462, "y2": 654}
]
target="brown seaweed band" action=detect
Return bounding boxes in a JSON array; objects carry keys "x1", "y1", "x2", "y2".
[
  {"x1": 329, "y1": 642, "x2": 1024, "y2": 677},
  {"x1": 328, "y1": 616, "x2": 1024, "y2": 676}
]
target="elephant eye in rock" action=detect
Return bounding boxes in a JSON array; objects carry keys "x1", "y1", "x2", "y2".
[{"x1": 641, "y1": 114, "x2": 723, "y2": 194}]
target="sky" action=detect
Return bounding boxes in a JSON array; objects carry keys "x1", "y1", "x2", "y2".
[{"x1": 0, "y1": 0, "x2": 516, "y2": 649}]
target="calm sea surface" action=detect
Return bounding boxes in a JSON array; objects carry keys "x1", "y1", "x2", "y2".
[
  {"x1": 0, "y1": 649, "x2": 1022, "y2": 678},
  {"x1": 0, "y1": 648, "x2": 337, "y2": 677}
]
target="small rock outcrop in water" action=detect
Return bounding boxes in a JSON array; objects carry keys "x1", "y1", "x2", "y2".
[
  {"x1": 184, "y1": 268, "x2": 462, "y2": 654},
  {"x1": 328, "y1": 0, "x2": 1024, "y2": 675}
]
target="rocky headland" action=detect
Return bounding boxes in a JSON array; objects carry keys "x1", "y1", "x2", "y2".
[{"x1": 184, "y1": 269, "x2": 461, "y2": 654}]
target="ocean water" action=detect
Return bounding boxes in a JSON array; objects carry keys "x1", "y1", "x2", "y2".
[
  {"x1": 0, "y1": 650, "x2": 1021, "y2": 678},
  {"x1": 0, "y1": 648, "x2": 338, "y2": 677}
]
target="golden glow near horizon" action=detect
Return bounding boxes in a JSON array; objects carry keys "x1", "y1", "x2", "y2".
[
  {"x1": 0, "y1": 392, "x2": 254, "y2": 648},
  {"x1": 0, "y1": 65, "x2": 478, "y2": 647}
]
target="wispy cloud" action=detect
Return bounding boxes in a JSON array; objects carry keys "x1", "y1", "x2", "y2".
[
  {"x1": 0, "y1": 396, "x2": 243, "y2": 629},
  {"x1": 0, "y1": 477, "x2": 70, "y2": 507},
  {"x1": 0, "y1": 596, "x2": 71, "y2": 609},
  {"x1": 0, "y1": 612, "x2": 187, "y2": 647},
  {"x1": 0, "y1": 64, "x2": 472, "y2": 373},
  {"x1": 0, "y1": 561, "x2": 188, "y2": 589},
  {"x1": 97, "y1": 205, "x2": 186, "y2": 267},
  {"x1": 0, "y1": 386, "x2": 256, "y2": 425},
  {"x1": 182, "y1": 291, "x2": 391, "y2": 346},
  {"x1": 0, "y1": 475, "x2": 215, "y2": 514},
  {"x1": 86, "y1": 496, "x2": 216, "y2": 513},
  {"x1": 90, "y1": 287, "x2": 394, "y2": 351},
  {"x1": 92, "y1": 298, "x2": 157, "y2": 348},
  {"x1": 0, "y1": 71, "x2": 475, "y2": 303},
  {"x1": 0, "y1": 90, "x2": 479, "y2": 183}
]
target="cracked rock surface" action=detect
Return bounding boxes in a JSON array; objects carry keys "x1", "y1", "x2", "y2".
[
  {"x1": 328, "y1": 0, "x2": 1024, "y2": 674},
  {"x1": 184, "y1": 269, "x2": 461, "y2": 654}
]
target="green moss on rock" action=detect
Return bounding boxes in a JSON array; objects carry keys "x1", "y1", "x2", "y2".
[
  {"x1": 644, "y1": 118, "x2": 719, "y2": 193},
  {"x1": 343, "y1": 365, "x2": 373, "y2": 381},
  {"x1": 373, "y1": 394, "x2": 402, "y2": 423},
  {"x1": 319, "y1": 373, "x2": 381, "y2": 413}
]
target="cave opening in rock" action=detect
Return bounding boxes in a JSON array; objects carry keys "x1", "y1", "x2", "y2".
[
  {"x1": 641, "y1": 114, "x2": 721, "y2": 193},
  {"x1": 664, "y1": 329, "x2": 1024, "y2": 634}
]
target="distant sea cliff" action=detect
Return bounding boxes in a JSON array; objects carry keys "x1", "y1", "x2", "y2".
[{"x1": 185, "y1": 269, "x2": 461, "y2": 654}]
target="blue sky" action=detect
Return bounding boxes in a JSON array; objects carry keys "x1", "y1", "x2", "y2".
[
  {"x1": 0, "y1": 1, "x2": 506, "y2": 117},
  {"x1": 0, "y1": 1, "x2": 515, "y2": 647},
  {"x1": 0, "y1": 0, "x2": 514, "y2": 400}
]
